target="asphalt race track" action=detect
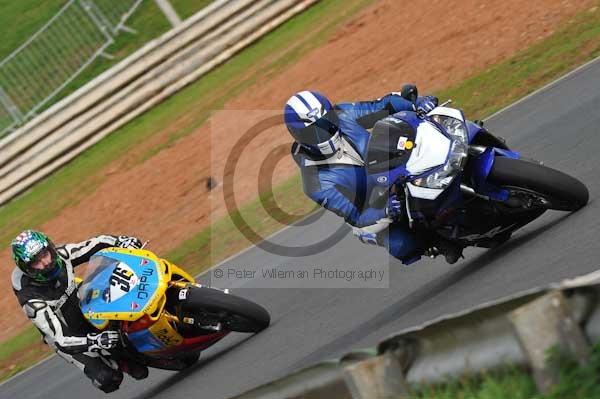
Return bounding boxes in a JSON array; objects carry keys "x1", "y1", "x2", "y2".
[{"x1": 2, "y1": 58, "x2": 600, "y2": 399}]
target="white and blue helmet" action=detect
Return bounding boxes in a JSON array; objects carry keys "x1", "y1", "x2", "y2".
[{"x1": 284, "y1": 91, "x2": 341, "y2": 156}]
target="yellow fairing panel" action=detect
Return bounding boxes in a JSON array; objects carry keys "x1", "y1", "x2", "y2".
[{"x1": 81, "y1": 248, "x2": 170, "y2": 324}]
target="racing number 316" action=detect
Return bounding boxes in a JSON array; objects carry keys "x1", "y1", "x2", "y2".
[{"x1": 110, "y1": 266, "x2": 132, "y2": 292}]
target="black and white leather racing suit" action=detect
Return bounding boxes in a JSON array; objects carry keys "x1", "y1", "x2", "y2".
[{"x1": 11, "y1": 234, "x2": 143, "y2": 393}]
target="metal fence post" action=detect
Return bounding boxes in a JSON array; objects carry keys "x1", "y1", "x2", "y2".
[
  {"x1": 154, "y1": 0, "x2": 182, "y2": 27},
  {"x1": 0, "y1": 85, "x2": 23, "y2": 124},
  {"x1": 77, "y1": 0, "x2": 116, "y2": 60},
  {"x1": 78, "y1": 0, "x2": 113, "y2": 40},
  {"x1": 509, "y1": 290, "x2": 591, "y2": 394},
  {"x1": 343, "y1": 352, "x2": 410, "y2": 399},
  {"x1": 341, "y1": 344, "x2": 415, "y2": 399}
]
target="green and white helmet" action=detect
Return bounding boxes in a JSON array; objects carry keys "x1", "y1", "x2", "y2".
[{"x1": 11, "y1": 230, "x2": 63, "y2": 282}]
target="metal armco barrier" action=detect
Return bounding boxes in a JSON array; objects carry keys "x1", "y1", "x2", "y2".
[
  {"x1": 0, "y1": 0, "x2": 320, "y2": 207},
  {"x1": 230, "y1": 269, "x2": 600, "y2": 399}
]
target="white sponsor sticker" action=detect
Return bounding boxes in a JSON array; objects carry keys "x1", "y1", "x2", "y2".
[
  {"x1": 397, "y1": 136, "x2": 408, "y2": 150},
  {"x1": 179, "y1": 289, "x2": 188, "y2": 300}
]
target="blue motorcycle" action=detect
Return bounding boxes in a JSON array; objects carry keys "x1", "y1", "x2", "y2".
[{"x1": 365, "y1": 85, "x2": 589, "y2": 262}]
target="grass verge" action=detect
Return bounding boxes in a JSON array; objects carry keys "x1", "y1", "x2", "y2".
[
  {"x1": 0, "y1": 326, "x2": 50, "y2": 382},
  {"x1": 0, "y1": 0, "x2": 65, "y2": 60},
  {"x1": 415, "y1": 343, "x2": 600, "y2": 399},
  {"x1": 416, "y1": 366, "x2": 537, "y2": 399},
  {"x1": 436, "y1": 5, "x2": 600, "y2": 119},
  {"x1": 170, "y1": 0, "x2": 215, "y2": 21}
]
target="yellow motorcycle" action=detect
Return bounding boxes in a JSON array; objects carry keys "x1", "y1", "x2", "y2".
[{"x1": 78, "y1": 247, "x2": 270, "y2": 370}]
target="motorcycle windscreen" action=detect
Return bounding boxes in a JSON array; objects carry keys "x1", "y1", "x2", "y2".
[
  {"x1": 366, "y1": 117, "x2": 417, "y2": 174},
  {"x1": 79, "y1": 250, "x2": 162, "y2": 327}
]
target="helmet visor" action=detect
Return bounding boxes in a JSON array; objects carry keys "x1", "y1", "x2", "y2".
[
  {"x1": 294, "y1": 111, "x2": 340, "y2": 145},
  {"x1": 29, "y1": 248, "x2": 53, "y2": 271},
  {"x1": 26, "y1": 247, "x2": 60, "y2": 279}
]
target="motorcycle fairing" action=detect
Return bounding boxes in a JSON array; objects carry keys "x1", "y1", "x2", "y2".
[
  {"x1": 127, "y1": 314, "x2": 184, "y2": 353},
  {"x1": 80, "y1": 248, "x2": 167, "y2": 327},
  {"x1": 466, "y1": 121, "x2": 511, "y2": 150},
  {"x1": 367, "y1": 112, "x2": 453, "y2": 198},
  {"x1": 406, "y1": 181, "x2": 445, "y2": 200},
  {"x1": 405, "y1": 121, "x2": 451, "y2": 175},
  {"x1": 470, "y1": 147, "x2": 520, "y2": 201},
  {"x1": 127, "y1": 327, "x2": 169, "y2": 352}
]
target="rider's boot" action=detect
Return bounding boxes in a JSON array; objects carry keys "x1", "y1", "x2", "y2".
[
  {"x1": 120, "y1": 359, "x2": 149, "y2": 380},
  {"x1": 432, "y1": 239, "x2": 464, "y2": 264},
  {"x1": 443, "y1": 246, "x2": 464, "y2": 265}
]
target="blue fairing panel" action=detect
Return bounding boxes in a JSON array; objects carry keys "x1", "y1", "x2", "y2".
[
  {"x1": 466, "y1": 121, "x2": 483, "y2": 144},
  {"x1": 127, "y1": 328, "x2": 166, "y2": 352},
  {"x1": 471, "y1": 147, "x2": 520, "y2": 201}
]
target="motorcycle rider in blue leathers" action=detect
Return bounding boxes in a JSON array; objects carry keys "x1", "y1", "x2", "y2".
[{"x1": 284, "y1": 89, "x2": 462, "y2": 264}]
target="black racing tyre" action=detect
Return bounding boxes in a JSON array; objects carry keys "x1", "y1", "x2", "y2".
[
  {"x1": 180, "y1": 352, "x2": 201, "y2": 368},
  {"x1": 182, "y1": 286, "x2": 270, "y2": 333},
  {"x1": 488, "y1": 157, "x2": 589, "y2": 211}
]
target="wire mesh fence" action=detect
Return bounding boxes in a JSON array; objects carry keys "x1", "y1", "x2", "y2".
[
  {"x1": 82, "y1": 0, "x2": 141, "y2": 34},
  {"x1": 0, "y1": 0, "x2": 142, "y2": 138}
]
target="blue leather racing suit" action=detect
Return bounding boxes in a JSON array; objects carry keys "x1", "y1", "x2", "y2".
[{"x1": 291, "y1": 93, "x2": 427, "y2": 263}]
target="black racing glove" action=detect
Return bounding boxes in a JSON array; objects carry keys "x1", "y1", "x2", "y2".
[
  {"x1": 87, "y1": 330, "x2": 120, "y2": 352},
  {"x1": 116, "y1": 235, "x2": 143, "y2": 249}
]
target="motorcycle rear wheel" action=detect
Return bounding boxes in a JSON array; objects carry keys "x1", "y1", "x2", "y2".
[{"x1": 488, "y1": 157, "x2": 589, "y2": 211}]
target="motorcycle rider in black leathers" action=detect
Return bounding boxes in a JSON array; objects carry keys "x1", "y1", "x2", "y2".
[{"x1": 10, "y1": 230, "x2": 149, "y2": 393}]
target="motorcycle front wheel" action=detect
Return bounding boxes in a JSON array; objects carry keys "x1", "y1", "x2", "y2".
[
  {"x1": 488, "y1": 157, "x2": 589, "y2": 211},
  {"x1": 181, "y1": 286, "x2": 270, "y2": 333}
]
